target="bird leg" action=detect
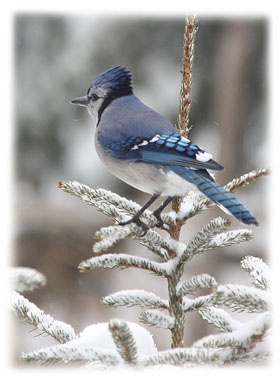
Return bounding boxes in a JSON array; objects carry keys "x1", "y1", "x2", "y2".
[
  {"x1": 152, "y1": 196, "x2": 175, "y2": 227},
  {"x1": 119, "y1": 194, "x2": 160, "y2": 235}
]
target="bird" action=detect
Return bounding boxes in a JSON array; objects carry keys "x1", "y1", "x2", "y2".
[{"x1": 71, "y1": 66, "x2": 258, "y2": 234}]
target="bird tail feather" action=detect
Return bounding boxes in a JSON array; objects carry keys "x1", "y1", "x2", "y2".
[{"x1": 174, "y1": 167, "x2": 258, "y2": 226}]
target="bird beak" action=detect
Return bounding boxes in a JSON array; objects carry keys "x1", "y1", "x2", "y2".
[{"x1": 70, "y1": 96, "x2": 88, "y2": 107}]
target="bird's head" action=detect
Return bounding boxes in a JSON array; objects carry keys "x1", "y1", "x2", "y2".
[{"x1": 70, "y1": 66, "x2": 133, "y2": 124}]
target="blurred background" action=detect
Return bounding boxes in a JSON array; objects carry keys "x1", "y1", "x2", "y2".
[{"x1": 12, "y1": 15, "x2": 268, "y2": 364}]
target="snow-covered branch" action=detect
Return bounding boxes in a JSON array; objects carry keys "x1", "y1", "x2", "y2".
[
  {"x1": 141, "y1": 347, "x2": 223, "y2": 366},
  {"x1": 183, "y1": 282, "x2": 271, "y2": 314},
  {"x1": 177, "y1": 274, "x2": 217, "y2": 296},
  {"x1": 22, "y1": 345, "x2": 119, "y2": 366},
  {"x1": 198, "y1": 307, "x2": 242, "y2": 333},
  {"x1": 103, "y1": 290, "x2": 169, "y2": 310},
  {"x1": 59, "y1": 180, "x2": 172, "y2": 227},
  {"x1": 108, "y1": 319, "x2": 138, "y2": 364},
  {"x1": 78, "y1": 253, "x2": 169, "y2": 277},
  {"x1": 183, "y1": 294, "x2": 216, "y2": 312},
  {"x1": 224, "y1": 168, "x2": 270, "y2": 193},
  {"x1": 93, "y1": 224, "x2": 183, "y2": 260},
  {"x1": 192, "y1": 312, "x2": 270, "y2": 363},
  {"x1": 215, "y1": 284, "x2": 271, "y2": 313},
  {"x1": 93, "y1": 225, "x2": 134, "y2": 253},
  {"x1": 10, "y1": 267, "x2": 46, "y2": 293},
  {"x1": 21, "y1": 320, "x2": 158, "y2": 367},
  {"x1": 179, "y1": 217, "x2": 253, "y2": 264},
  {"x1": 241, "y1": 255, "x2": 271, "y2": 291},
  {"x1": 140, "y1": 310, "x2": 175, "y2": 330},
  {"x1": 11, "y1": 292, "x2": 75, "y2": 343}
]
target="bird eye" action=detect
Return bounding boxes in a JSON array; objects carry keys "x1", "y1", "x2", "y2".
[{"x1": 91, "y1": 94, "x2": 99, "y2": 101}]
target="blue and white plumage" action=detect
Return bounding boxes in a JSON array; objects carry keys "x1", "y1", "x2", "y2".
[{"x1": 71, "y1": 66, "x2": 258, "y2": 232}]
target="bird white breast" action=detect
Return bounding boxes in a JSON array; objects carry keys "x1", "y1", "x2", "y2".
[{"x1": 95, "y1": 134, "x2": 197, "y2": 196}]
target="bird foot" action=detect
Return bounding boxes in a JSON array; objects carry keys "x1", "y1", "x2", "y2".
[
  {"x1": 152, "y1": 212, "x2": 165, "y2": 228},
  {"x1": 119, "y1": 217, "x2": 149, "y2": 237}
]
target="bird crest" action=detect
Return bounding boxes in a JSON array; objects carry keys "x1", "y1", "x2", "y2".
[{"x1": 90, "y1": 66, "x2": 133, "y2": 97}]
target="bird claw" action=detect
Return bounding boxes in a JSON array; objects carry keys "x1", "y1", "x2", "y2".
[
  {"x1": 153, "y1": 212, "x2": 165, "y2": 228},
  {"x1": 119, "y1": 217, "x2": 149, "y2": 237},
  {"x1": 119, "y1": 209, "x2": 166, "y2": 237}
]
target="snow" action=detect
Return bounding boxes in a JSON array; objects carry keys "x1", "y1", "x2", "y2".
[
  {"x1": 22, "y1": 345, "x2": 119, "y2": 365},
  {"x1": 209, "y1": 229, "x2": 253, "y2": 246},
  {"x1": 177, "y1": 191, "x2": 198, "y2": 219},
  {"x1": 67, "y1": 181, "x2": 144, "y2": 216},
  {"x1": 11, "y1": 292, "x2": 75, "y2": 342},
  {"x1": 10, "y1": 267, "x2": 46, "y2": 293},
  {"x1": 93, "y1": 225, "x2": 132, "y2": 253},
  {"x1": 166, "y1": 210, "x2": 178, "y2": 223},
  {"x1": 177, "y1": 273, "x2": 217, "y2": 295},
  {"x1": 142, "y1": 310, "x2": 175, "y2": 329},
  {"x1": 69, "y1": 321, "x2": 157, "y2": 356},
  {"x1": 227, "y1": 312, "x2": 270, "y2": 347},
  {"x1": 199, "y1": 306, "x2": 242, "y2": 332},
  {"x1": 241, "y1": 256, "x2": 271, "y2": 290},
  {"x1": 160, "y1": 257, "x2": 180, "y2": 276},
  {"x1": 165, "y1": 237, "x2": 186, "y2": 256},
  {"x1": 103, "y1": 289, "x2": 169, "y2": 309},
  {"x1": 217, "y1": 284, "x2": 271, "y2": 306},
  {"x1": 80, "y1": 253, "x2": 172, "y2": 277},
  {"x1": 104, "y1": 289, "x2": 169, "y2": 309},
  {"x1": 193, "y1": 311, "x2": 270, "y2": 352}
]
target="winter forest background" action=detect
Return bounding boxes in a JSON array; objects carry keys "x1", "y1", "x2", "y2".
[{"x1": 13, "y1": 15, "x2": 268, "y2": 363}]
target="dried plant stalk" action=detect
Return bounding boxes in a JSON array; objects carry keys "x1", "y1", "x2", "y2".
[
  {"x1": 169, "y1": 15, "x2": 198, "y2": 348},
  {"x1": 178, "y1": 15, "x2": 198, "y2": 138}
]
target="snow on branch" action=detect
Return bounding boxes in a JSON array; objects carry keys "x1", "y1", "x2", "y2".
[
  {"x1": 11, "y1": 292, "x2": 75, "y2": 343},
  {"x1": 10, "y1": 267, "x2": 47, "y2": 293},
  {"x1": 239, "y1": 334, "x2": 271, "y2": 362},
  {"x1": 180, "y1": 217, "x2": 253, "y2": 264},
  {"x1": 241, "y1": 256, "x2": 271, "y2": 291},
  {"x1": 138, "y1": 231, "x2": 173, "y2": 260},
  {"x1": 224, "y1": 168, "x2": 270, "y2": 193},
  {"x1": 141, "y1": 347, "x2": 223, "y2": 366},
  {"x1": 78, "y1": 253, "x2": 169, "y2": 277},
  {"x1": 93, "y1": 225, "x2": 134, "y2": 253},
  {"x1": 59, "y1": 181, "x2": 177, "y2": 253},
  {"x1": 140, "y1": 310, "x2": 175, "y2": 330},
  {"x1": 178, "y1": 168, "x2": 269, "y2": 221},
  {"x1": 103, "y1": 290, "x2": 169, "y2": 310},
  {"x1": 205, "y1": 229, "x2": 254, "y2": 250},
  {"x1": 181, "y1": 217, "x2": 230, "y2": 261},
  {"x1": 93, "y1": 224, "x2": 183, "y2": 259},
  {"x1": 108, "y1": 319, "x2": 138, "y2": 364},
  {"x1": 177, "y1": 274, "x2": 217, "y2": 296},
  {"x1": 142, "y1": 321, "x2": 270, "y2": 366},
  {"x1": 192, "y1": 312, "x2": 270, "y2": 363},
  {"x1": 183, "y1": 282, "x2": 271, "y2": 314},
  {"x1": 215, "y1": 284, "x2": 271, "y2": 313},
  {"x1": 183, "y1": 294, "x2": 216, "y2": 312},
  {"x1": 22, "y1": 345, "x2": 119, "y2": 366},
  {"x1": 21, "y1": 320, "x2": 157, "y2": 367},
  {"x1": 198, "y1": 307, "x2": 242, "y2": 333},
  {"x1": 59, "y1": 180, "x2": 172, "y2": 226},
  {"x1": 59, "y1": 181, "x2": 142, "y2": 221}
]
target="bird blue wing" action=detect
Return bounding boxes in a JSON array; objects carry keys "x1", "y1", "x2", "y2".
[{"x1": 104, "y1": 132, "x2": 224, "y2": 171}]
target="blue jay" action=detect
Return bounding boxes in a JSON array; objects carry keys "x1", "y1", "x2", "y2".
[{"x1": 71, "y1": 66, "x2": 258, "y2": 233}]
